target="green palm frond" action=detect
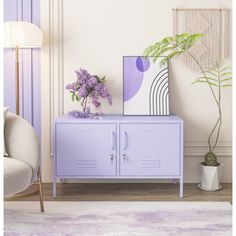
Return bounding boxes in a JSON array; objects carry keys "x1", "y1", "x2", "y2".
[
  {"x1": 196, "y1": 64, "x2": 232, "y2": 88},
  {"x1": 143, "y1": 33, "x2": 203, "y2": 62}
]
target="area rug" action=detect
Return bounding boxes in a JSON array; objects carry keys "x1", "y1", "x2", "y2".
[{"x1": 4, "y1": 201, "x2": 231, "y2": 236}]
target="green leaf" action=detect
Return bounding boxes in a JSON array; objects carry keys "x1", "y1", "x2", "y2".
[
  {"x1": 149, "y1": 47, "x2": 162, "y2": 58},
  {"x1": 143, "y1": 44, "x2": 156, "y2": 57},
  {"x1": 160, "y1": 51, "x2": 183, "y2": 65},
  {"x1": 206, "y1": 71, "x2": 218, "y2": 77},
  {"x1": 220, "y1": 78, "x2": 232, "y2": 82},
  {"x1": 175, "y1": 33, "x2": 203, "y2": 51},
  {"x1": 220, "y1": 72, "x2": 232, "y2": 77},
  {"x1": 161, "y1": 36, "x2": 173, "y2": 45},
  {"x1": 221, "y1": 84, "x2": 232, "y2": 87},
  {"x1": 178, "y1": 33, "x2": 190, "y2": 38},
  {"x1": 220, "y1": 66, "x2": 231, "y2": 72},
  {"x1": 160, "y1": 57, "x2": 168, "y2": 65},
  {"x1": 192, "y1": 80, "x2": 218, "y2": 87},
  {"x1": 195, "y1": 76, "x2": 218, "y2": 82},
  {"x1": 153, "y1": 56, "x2": 161, "y2": 64},
  {"x1": 157, "y1": 48, "x2": 171, "y2": 57},
  {"x1": 71, "y1": 93, "x2": 75, "y2": 102},
  {"x1": 75, "y1": 95, "x2": 81, "y2": 102}
]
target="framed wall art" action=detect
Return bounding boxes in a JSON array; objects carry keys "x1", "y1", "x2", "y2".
[{"x1": 123, "y1": 56, "x2": 169, "y2": 116}]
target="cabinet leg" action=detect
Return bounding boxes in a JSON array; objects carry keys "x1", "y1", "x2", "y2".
[
  {"x1": 53, "y1": 177, "x2": 56, "y2": 198},
  {"x1": 180, "y1": 177, "x2": 183, "y2": 198}
]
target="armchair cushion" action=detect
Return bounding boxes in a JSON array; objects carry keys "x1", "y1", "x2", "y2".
[
  {"x1": 4, "y1": 157, "x2": 32, "y2": 197},
  {"x1": 4, "y1": 113, "x2": 39, "y2": 181}
]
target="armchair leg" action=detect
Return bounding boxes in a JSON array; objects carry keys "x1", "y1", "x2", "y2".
[{"x1": 37, "y1": 167, "x2": 44, "y2": 212}]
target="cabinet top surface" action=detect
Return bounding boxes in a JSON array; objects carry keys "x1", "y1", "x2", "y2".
[{"x1": 54, "y1": 114, "x2": 183, "y2": 123}]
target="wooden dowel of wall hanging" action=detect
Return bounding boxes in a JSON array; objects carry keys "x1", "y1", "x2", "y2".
[{"x1": 172, "y1": 8, "x2": 226, "y2": 11}]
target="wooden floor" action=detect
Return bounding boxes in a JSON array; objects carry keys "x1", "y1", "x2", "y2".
[{"x1": 6, "y1": 183, "x2": 232, "y2": 203}]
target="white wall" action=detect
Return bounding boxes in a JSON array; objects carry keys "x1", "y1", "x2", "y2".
[{"x1": 41, "y1": 0, "x2": 232, "y2": 183}]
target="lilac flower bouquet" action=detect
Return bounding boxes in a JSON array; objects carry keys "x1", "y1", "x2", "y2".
[{"x1": 66, "y1": 68, "x2": 112, "y2": 115}]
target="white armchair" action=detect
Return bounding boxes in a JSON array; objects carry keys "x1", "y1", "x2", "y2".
[{"x1": 4, "y1": 112, "x2": 44, "y2": 212}]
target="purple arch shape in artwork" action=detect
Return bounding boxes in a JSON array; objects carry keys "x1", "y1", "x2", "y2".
[{"x1": 123, "y1": 56, "x2": 150, "y2": 102}]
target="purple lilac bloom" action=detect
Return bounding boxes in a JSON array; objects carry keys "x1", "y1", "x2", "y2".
[
  {"x1": 88, "y1": 76, "x2": 98, "y2": 88},
  {"x1": 65, "y1": 82, "x2": 77, "y2": 92},
  {"x1": 100, "y1": 86, "x2": 109, "y2": 98},
  {"x1": 95, "y1": 83, "x2": 103, "y2": 93},
  {"x1": 78, "y1": 84, "x2": 88, "y2": 97},
  {"x1": 92, "y1": 99, "x2": 101, "y2": 108},
  {"x1": 66, "y1": 68, "x2": 112, "y2": 109},
  {"x1": 90, "y1": 90, "x2": 98, "y2": 100},
  {"x1": 75, "y1": 68, "x2": 91, "y2": 84},
  {"x1": 66, "y1": 84, "x2": 73, "y2": 90},
  {"x1": 68, "y1": 110, "x2": 90, "y2": 119}
]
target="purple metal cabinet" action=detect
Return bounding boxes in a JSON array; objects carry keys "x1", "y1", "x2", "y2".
[
  {"x1": 53, "y1": 115, "x2": 183, "y2": 198},
  {"x1": 120, "y1": 124, "x2": 180, "y2": 176}
]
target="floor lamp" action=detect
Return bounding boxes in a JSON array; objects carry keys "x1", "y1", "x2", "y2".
[
  {"x1": 4, "y1": 21, "x2": 44, "y2": 211},
  {"x1": 4, "y1": 21, "x2": 43, "y2": 115}
]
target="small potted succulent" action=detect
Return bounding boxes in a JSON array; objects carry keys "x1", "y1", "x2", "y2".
[
  {"x1": 66, "y1": 68, "x2": 112, "y2": 118},
  {"x1": 143, "y1": 33, "x2": 232, "y2": 191}
]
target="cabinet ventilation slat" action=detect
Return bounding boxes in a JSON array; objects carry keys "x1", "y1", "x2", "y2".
[
  {"x1": 75, "y1": 159, "x2": 97, "y2": 169},
  {"x1": 140, "y1": 159, "x2": 161, "y2": 168}
]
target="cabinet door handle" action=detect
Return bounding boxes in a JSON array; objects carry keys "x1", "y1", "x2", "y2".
[
  {"x1": 123, "y1": 131, "x2": 128, "y2": 150},
  {"x1": 110, "y1": 154, "x2": 116, "y2": 161},
  {"x1": 111, "y1": 131, "x2": 116, "y2": 150},
  {"x1": 123, "y1": 154, "x2": 128, "y2": 160}
]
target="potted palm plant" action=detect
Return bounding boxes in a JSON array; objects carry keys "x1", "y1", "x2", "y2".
[{"x1": 143, "y1": 33, "x2": 232, "y2": 191}]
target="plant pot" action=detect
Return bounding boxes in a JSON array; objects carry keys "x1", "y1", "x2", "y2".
[{"x1": 199, "y1": 163, "x2": 223, "y2": 191}]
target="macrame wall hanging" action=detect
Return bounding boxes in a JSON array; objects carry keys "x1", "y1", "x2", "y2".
[{"x1": 173, "y1": 1, "x2": 230, "y2": 72}]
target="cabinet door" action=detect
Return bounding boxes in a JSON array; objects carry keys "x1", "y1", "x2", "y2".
[
  {"x1": 120, "y1": 124, "x2": 180, "y2": 176},
  {"x1": 55, "y1": 124, "x2": 117, "y2": 176}
]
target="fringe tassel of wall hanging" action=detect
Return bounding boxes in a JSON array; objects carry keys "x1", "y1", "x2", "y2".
[{"x1": 173, "y1": 8, "x2": 229, "y2": 72}]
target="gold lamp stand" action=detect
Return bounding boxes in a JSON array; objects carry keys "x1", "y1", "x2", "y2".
[{"x1": 15, "y1": 45, "x2": 19, "y2": 115}]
